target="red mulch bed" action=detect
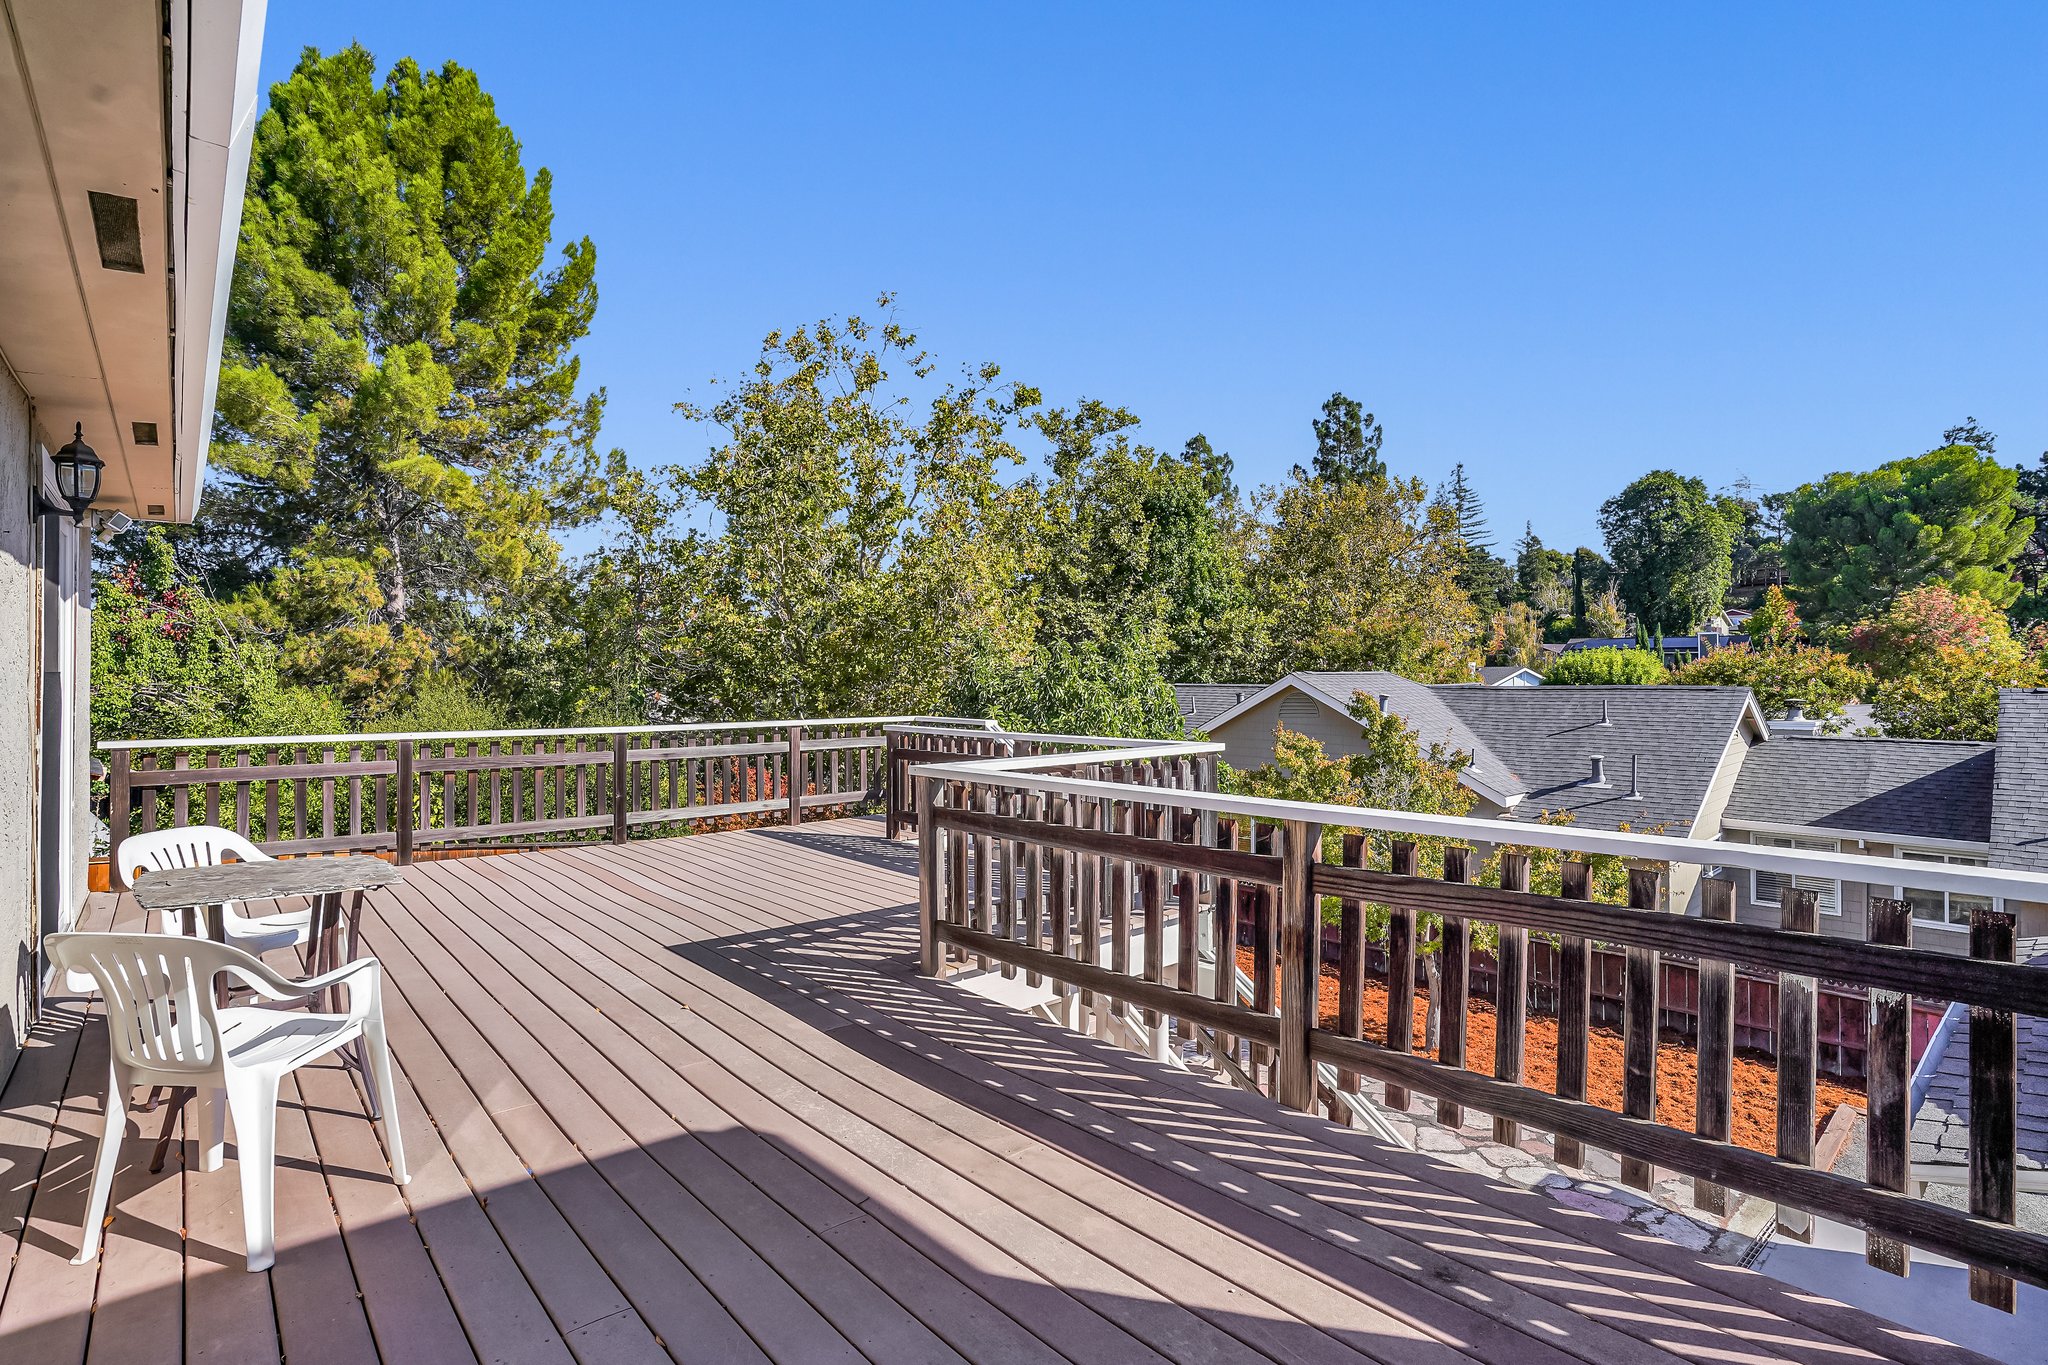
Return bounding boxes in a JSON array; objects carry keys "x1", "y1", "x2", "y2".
[{"x1": 1237, "y1": 948, "x2": 1862, "y2": 1154}]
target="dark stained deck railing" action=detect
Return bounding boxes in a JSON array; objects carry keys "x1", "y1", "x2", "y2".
[
  {"x1": 103, "y1": 715, "x2": 993, "y2": 884},
  {"x1": 909, "y1": 737, "x2": 2048, "y2": 1313}
]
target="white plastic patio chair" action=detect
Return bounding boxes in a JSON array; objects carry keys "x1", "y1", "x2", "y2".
[
  {"x1": 116, "y1": 825, "x2": 314, "y2": 953},
  {"x1": 45, "y1": 931, "x2": 409, "y2": 1271}
]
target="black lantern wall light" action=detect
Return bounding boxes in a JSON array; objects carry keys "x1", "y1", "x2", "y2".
[{"x1": 33, "y1": 423, "x2": 105, "y2": 524}]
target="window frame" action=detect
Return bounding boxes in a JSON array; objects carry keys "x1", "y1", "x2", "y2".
[
  {"x1": 1891, "y1": 846, "x2": 1995, "y2": 933},
  {"x1": 1748, "y1": 833, "x2": 1842, "y2": 917}
]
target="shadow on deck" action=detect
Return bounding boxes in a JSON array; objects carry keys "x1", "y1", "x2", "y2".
[{"x1": 0, "y1": 818, "x2": 2004, "y2": 1365}]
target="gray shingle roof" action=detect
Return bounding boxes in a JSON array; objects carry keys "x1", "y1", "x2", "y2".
[
  {"x1": 1991, "y1": 690, "x2": 2048, "y2": 872},
  {"x1": 1432, "y1": 685, "x2": 1758, "y2": 834},
  {"x1": 1910, "y1": 941, "x2": 2048, "y2": 1175},
  {"x1": 1723, "y1": 736, "x2": 1995, "y2": 844},
  {"x1": 1291, "y1": 673, "x2": 1524, "y2": 801},
  {"x1": 1174, "y1": 683, "x2": 1261, "y2": 730}
]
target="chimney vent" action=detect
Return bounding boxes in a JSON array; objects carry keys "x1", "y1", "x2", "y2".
[
  {"x1": 1585, "y1": 754, "x2": 1608, "y2": 787},
  {"x1": 1784, "y1": 698, "x2": 1806, "y2": 721}
]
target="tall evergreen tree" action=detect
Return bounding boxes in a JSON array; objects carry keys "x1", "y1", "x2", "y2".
[
  {"x1": 197, "y1": 45, "x2": 611, "y2": 651},
  {"x1": 1599, "y1": 471, "x2": 1736, "y2": 635},
  {"x1": 1439, "y1": 463, "x2": 1492, "y2": 554},
  {"x1": 1298, "y1": 392, "x2": 1386, "y2": 486}
]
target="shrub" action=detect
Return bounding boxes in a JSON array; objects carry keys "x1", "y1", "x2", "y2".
[{"x1": 1541, "y1": 647, "x2": 1666, "y2": 685}]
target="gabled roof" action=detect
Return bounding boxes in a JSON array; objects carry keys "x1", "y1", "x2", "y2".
[
  {"x1": 1724, "y1": 736, "x2": 1995, "y2": 845},
  {"x1": 1173, "y1": 683, "x2": 1262, "y2": 730},
  {"x1": 1991, "y1": 690, "x2": 2048, "y2": 872},
  {"x1": 1433, "y1": 685, "x2": 1764, "y2": 834},
  {"x1": 1476, "y1": 666, "x2": 1543, "y2": 687},
  {"x1": 1200, "y1": 672, "x2": 1765, "y2": 832}
]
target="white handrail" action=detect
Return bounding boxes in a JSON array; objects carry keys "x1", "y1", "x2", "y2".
[
  {"x1": 102, "y1": 714, "x2": 1000, "y2": 752},
  {"x1": 913, "y1": 739, "x2": 2048, "y2": 906}
]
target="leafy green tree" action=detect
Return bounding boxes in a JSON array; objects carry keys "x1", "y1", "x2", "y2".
[
  {"x1": 1487, "y1": 602, "x2": 1547, "y2": 669},
  {"x1": 1784, "y1": 445, "x2": 2029, "y2": 624},
  {"x1": 197, "y1": 44, "x2": 612, "y2": 662},
  {"x1": 1299, "y1": 392, "x2": 1385, "y2": 487},
  {"x1": 1745, "y1": 584, "x2": 1802, "y2": 649},
  {"x1": 1252, "y1": 469, "x2": 1482, "y2": 681},
  {"x1": 1543, "y1": 648, "x2": 1667, "y2": 685},
  {"x1": 1598, "y1": 471, "x2": 1735, "y2": 634},
  {"x1": 667, "y1": 305, "x2": 1039, "y2": 718},
  {"x1": 956, "y1": 636, "x2": 1185, "y2": 738},
  {"x1": 1513, "y1": 523, "x2": 1572, "y2": 619},
  {"x1": 1851, "y1": 586, "x2": 2045, "y2": 739},
  {"x1": 1669, "y1": 646, "x2": 1870, "y2": 729},
  {"x1": 1569, "y1": 546, "x2": 1612, "y2": 632},
  {"x1": 92, "y1": 529, "x2": 343, "y2": 742}
]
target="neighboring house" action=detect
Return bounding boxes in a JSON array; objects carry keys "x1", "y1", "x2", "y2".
[
  {"x1": 0, "y1": 2, "x2": 263, "y2": 1085},
  {"x1": 1907, "y1": 940, "x2": 2048, "y2": 1197},
  {"x1": 1174, "y1": 683, "x2": 1264, "y2": 732},
  {"x1": 1562, "y1": 631, "x2": 1745, "y2": 665},
  {"x1": 1721, "y1": 691, "x2": 2048, "y2": 952},
  {"x1": 1198, "y1": 671, "x2": 1770, "y2": 912},
  {"x1": 1199, "y1": 672, "x2": 2048, "y2": 944},
  {"x1": 1475, "y1": 665, "x2": 1543, "y2": 687}
]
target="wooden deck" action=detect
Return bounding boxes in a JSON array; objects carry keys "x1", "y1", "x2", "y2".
[{"x1": 0, "y1": 818, "x2": 2005, "y2": 1365}]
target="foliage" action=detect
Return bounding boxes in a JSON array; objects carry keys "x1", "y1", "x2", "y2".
[
  {"x1": 1578, "y1": 587, "x2": 1628, "y2": 638},
  {"x1": 1669, "y1": 645, "x2": 1870, "y2": 729},
  {"x1": 955, "y1": 636, "x2": 1185, "y2": 739},
  {"x1": 193, "y1": 44, "x2": 615, "y2": 721},
  {"x1": 1745, "y1": 584, "x2": 1801, "y2": 649},
  {"x1": 1598, "y1": 470, "x2": 1736, "y2": 634},
  {"x1": 1252, "y1": 469, "x2": 1483, "y2": 681},
  {"x1": 1721, "y1": 479, "x2": 1791, "y2": 590},
  {"x1": 91, "y1": 529, "x2": 343, "y2": 742},
  {"x1": 1541, "y1": 647, "x2": 1666, "y2": 686},
  {"x1": 366, "y1": 669, "x2": 508, "y2": 734},
  {"x1": 1784, "y1": 445, "x2": 2029, "y2": 624},
  {"x1": 1300, "y1": 392, "x2": 1385, "y2": 487},
  {"x1": 1848, "y1": 586, "x2": 2045, "y2": 739},
  {"x1": 1514, "y1": 523, "x2": 1572, "y2": 621},
  {"x1": 1439, "y1": 463, "x2": 1511, "y2": 608},
  {"x1": 1486, "y1": 602, "x2": 1547, "y2": 669}
]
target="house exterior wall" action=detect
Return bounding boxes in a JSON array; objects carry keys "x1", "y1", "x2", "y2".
[
  {"x1": 1721, "y1": 828, "x2": 2048, "y2": 955},
  {"x1": 1207, "y1": 689, "x2": 1367, "y2": 775},
  {"x1": 0, "y1": 363, "x2": 37, "y2": 1083},
  {"x1": 0, "y1": 363, "x2": 93, "y2": 1089}
]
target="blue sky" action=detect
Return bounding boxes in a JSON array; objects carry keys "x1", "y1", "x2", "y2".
[{"x1": 257, "y1": 3, "x2": 2048, "y2": 552}]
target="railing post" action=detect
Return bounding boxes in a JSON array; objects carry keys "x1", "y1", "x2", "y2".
[
  {"x1": 884, "y1": 729, "x2": 901, "y2": 839},
  {"x1": 611, "y1": 732, "x2": 630, "y2": 844},
  {"x1": 917, "y1": 774, "x2": 942, "y2": 976},
  {"x1": 394, "y1": 741, "x2": 415, "y2": 866},
  {"x1": 1968, "y1": 904, "x2": 2018, "y2": 1312},
  {"x1": 1275, "y1": 817, "x2": 1323, "y2": 1112},
  {"x1": 1864, "y1": 896, "x2": 1912, "y2": 1276},
  {"x1": 106, "y1": 748, "x2": 133, "y2": 888},
  {"x1": 1694, "y1": 877, "x2": 1737, "y2": 1215},
  {"x1": 787, "y1": 724, "x2": 805, "y2": 828}
]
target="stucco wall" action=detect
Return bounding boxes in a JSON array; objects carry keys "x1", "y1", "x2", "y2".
[{"x1": 0, "y1": 364, "x2": 35, "y2": 1083}]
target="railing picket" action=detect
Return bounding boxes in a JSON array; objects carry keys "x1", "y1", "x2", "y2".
[
  {"x1": 1436, "y1": 845, "x2": 1472, "y2": 1129},
  {"x1": 1109, "y1": 789, "x2": 1133, "y2": 979},
  {"x1": 1694, "y1": 877, "x2": 1737, "y2": 1215},
  {"x1": 1335, "y1": 833, "x2": 1367, "y2": 1108},
  {"x1": 1492, "y1": 851, "x2": 1530, "y2": 1145},
  {"x1": 1251, "y1": 823, "x2": 1277, "y2": 1086},
  {"x1": 1384, "y1": 840, "x2": 1419, "y2": 1114},
  {"x1": 1864, "y1": 895, "x2": 1912, "y2": 1275},
  {"x1": 1212, "y1": 817, "x2": 1240, "y2": 1067},
  {"x1": 1621, "y1": 866, "x2": 1665, "y2": 1189},
  {"x1": 1275, "y1": 817, "x2": 1324, "y2": 1111},
  {"x1": 994, "y1": 787, "x2": 1017, "y2": 981},
  {"x1": 394, "y1": 741, "x2": 415, "y2": 865},
  {"x1": 170, "y1": 752, "x2": 190, "y2": 829},
  {"x1": 1140, "y1": 802, "x2": 1165, "y2": 1033},
  {"x1": 1174, "y1": 806, "x2": 1199, "y2": 1035},
  {"x1": 1968, "y1": 904, "x2": 2019, "y2": 1311},
  {"x1": 1023, "y1": 792, "x2": 1044, "y2": 988},
  {"x1": 1078, "y1": 774, "x2": 1101, "y2": 1012},
  {"x1": 1554, "y1": 859, "x2": 1592, "y2": 1168},
  {"x1": 1775, "y1": 885, "x2": 1819, "y2": 1232},
  {"x1": 946, "y1": 780, "x2": 970, "y2": 972},
  {"x1": 1049, "y1": 793, "x2": 1072, "y2": 1000}
]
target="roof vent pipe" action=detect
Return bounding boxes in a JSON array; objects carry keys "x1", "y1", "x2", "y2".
[
  {"x1": 1376, "y1": 693, "x2": 1391, "y2": 713},
  {"x1": 1599, "y1": 697, "x2": 1612, "y2": 726},
  {"x1": 1784, "y1": 698, "x2": 1806, "y2": 722},
  {"x1": 1627, "y1": 754, "x2": 1642, "y2": 800},
  {"x1": 1585, "y1": 755, "x2": 1608, "y2": 787}
]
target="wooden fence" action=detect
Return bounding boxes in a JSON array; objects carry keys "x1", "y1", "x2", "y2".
[
  {"x1": 104, "y1": 716, "x2": 966, "y2": 886},
  {"x1": 910, "y1": 747, "x2": 2048, "y2": 1312}
]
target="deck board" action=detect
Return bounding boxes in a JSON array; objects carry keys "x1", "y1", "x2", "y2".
[{"x1": 0, "y1": 818, "x2": 2008, "y2": 1365}]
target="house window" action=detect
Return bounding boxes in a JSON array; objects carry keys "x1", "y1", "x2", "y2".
[
  {"x1": 1894, "y1": 848, "x2": 1993, "y2": 931},
  {"x1": 1750, "y1": 834, "x2": 1840, "y2": 916}
]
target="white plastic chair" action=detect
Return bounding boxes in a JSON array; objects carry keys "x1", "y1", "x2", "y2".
[
  {"x1": 45, "y1": 931, "x2": 409, "y2": 1271},
  {"x1": 116, "y1": 826, "x2": 313, "y2": 953}
]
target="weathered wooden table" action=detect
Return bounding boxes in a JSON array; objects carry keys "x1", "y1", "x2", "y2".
[{"x1": 129, "y1": 855, "x2": 404, "y2": 1166}]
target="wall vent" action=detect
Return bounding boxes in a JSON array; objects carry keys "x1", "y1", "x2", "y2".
[
  {"x1": 130, "y1": 421, "x2": 158, "y2": 446},
  {"x1": 88, "y1": 192, "x2": 145, "y2": 273}
]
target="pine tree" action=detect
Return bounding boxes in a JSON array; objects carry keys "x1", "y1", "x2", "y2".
[
  {"x1": 1440, "y1": 464, "x2": 1493, "y2": 553},
  {"x1": 1299, "y1": 392, "x2": 1386, "y2": 486}
]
